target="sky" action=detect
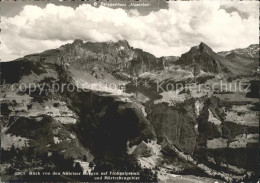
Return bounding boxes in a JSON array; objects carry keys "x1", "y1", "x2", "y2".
[{"x1": 1, "y1": 0, "x2": 259, "y2": 61}]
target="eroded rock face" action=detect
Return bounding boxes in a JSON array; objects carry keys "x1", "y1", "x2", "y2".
[
  {"x1": 195, "y1": 96, "x2": 259, "y2": 175},
  {"x1": 146, "y1": 102, "x2": 198, "y2": 154},
  {"x1": 142, "y1": 92, "x2": 258, "y2": 181},
  {"x1": 69, "y1": 90, "x2": 156, "y2": 159}
]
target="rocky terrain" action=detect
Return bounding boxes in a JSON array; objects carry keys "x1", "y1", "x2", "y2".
[{"x1": 1, "y1": 40, "x2": 259, "y2": 182}]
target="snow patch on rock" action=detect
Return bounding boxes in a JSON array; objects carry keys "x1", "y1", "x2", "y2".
[{"x1": 53, "y1": 136, "x2": 61, "y2": 144}]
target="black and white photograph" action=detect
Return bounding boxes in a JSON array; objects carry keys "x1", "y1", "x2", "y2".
[{"x1": 0, "y1": 0, "x2": 259, "y2": 182}]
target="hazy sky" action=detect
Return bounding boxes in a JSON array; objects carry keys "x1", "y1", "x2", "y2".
[{"x1": 1, "y1": 0, "x2": 259, "y2": 61}]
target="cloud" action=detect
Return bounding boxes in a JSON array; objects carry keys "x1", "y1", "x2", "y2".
[
  {"x1": 221, "y1": 1, "x2": 259, "y2": 19},
  {"x1": 1, "y1": 1, "x2": 259, "y2": 61}
]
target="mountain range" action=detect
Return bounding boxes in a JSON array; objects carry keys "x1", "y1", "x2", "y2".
[
  {"x1": 1, "y1": 40, "x2": 259, "y2": 183},
  {"x1": 9, "y1": 40, "x2": 259, "y2": 79}
]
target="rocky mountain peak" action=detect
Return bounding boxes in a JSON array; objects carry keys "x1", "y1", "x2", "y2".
[
  {"x1": 116, "y1": 40, "x2": 131, "y2": 49},
  {"x1": 72, "y1": 39, "x2": 84, "y2": 45},
  {"x1": 187, "y1": 42, "x2": 213, "y2": 55},
  {"x1": 198, "y1": 42, "x2": 213, "y2": 52},
  {"x1": 177, "y1": 42, "x2": 217, "y2": 64},
  {"x1": 175, "y1": 42, "x2": 237, "y2": 75},
  {"x1": 60, "y1": 39, "x2": 131, "y2": 54}
]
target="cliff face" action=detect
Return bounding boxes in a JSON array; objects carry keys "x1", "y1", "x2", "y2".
[
  {"x1": 68, "y1": 90, "x2": 156, "y2": 159},
  {"x1": 195, "y1": 96, "x2": 259, "y2": 175},
  {"x1": 142, "y1": 94, "x2": 258, "y2": 181},
  {"x1": 146, "y1": 102, "x2": 198, "y2": 154}
]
